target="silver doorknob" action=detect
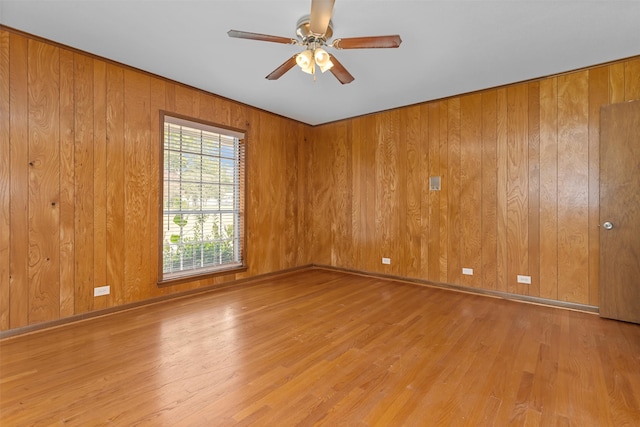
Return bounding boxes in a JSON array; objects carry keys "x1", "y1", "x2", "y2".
[{"x1": 603, "y1": 221, "x2": 614, "y2": 230}]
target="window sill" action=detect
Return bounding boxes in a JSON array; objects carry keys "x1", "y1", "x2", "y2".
[{"x1": 157, "y1": 265, "x2": 248, "y2": 287}]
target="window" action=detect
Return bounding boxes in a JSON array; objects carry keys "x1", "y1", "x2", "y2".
[{"x1": 160, "y1": 114, "x2": 245, "y2": 282}]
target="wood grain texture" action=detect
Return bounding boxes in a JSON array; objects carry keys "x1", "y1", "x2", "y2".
[
  {"x1": 148, "y1": 77, "x2": 164, "y2": 290},
  {"x1": 625, "y1": 58, "x2": 640, "y2": 101},
  {"x1": 350, "y1": 117, "x2": 363, "y2": 270},
  {"x1": 528, "y1": 82, "x2": 540, "y2": 298},
  {"x1": 175, "y1": 84, "x2": 199, "y2": 118},
  {"x1": 266, "y1": 115, "x2": 282, "y2": 272},
  {"x1": 307, "y1": 124, "x2": 331, "y2": 266},
  {"x1": 396, "y1": 111, "x2": 408, "y2": 279},
  {"x1": 229, "y1": 101, "x2": 247, "y2": 132},
  {"x1": 0, "y1": 30, "x2": 10, "y2": 329},
  {"x1": 365, "y1": 115, "x2": 378, "y2": 274},
  {"x1": 495, "y1": 88, "x2": 509, "y2": 293},
  {"x1": 460, "y1": 94, "x2": 482, "y2": 288},
  {"x1": 0, "y1": 29, "x2": 11, "y2": 330},
  {"x1": 539, "y1": 77, "x2": 559, "y2": 300},
  {"x1": 284, "y1": 121, "x2": 301, "y2": 269},
  {"x1": 425, "y1": 104, "x2": 439, "y2": 282},
  {"x1": 402, "y1": 106, "x2": 422, "y2": 279},
  {"x1": 506, "y1": 85, "x2": 529, "y2": 295},
  {"x1": 588, "y1": 67, "x2": 609, "y2": 307},
  {"x1": 355, "y1": 121, "x2": 378, "y2": 273},
  {"x1": 73, "y1": 53, "x2": 94, "y2": 314},
  {"x1": 447, "y1": 99, "x2": 461, "y2": 285},
  {"x1": 481, "y1": 91, "x2": 498, "y2": 290},
  {"x1": 331, "y1": 121, "x2": 351, "y2": 269},
  {"x1": 105, "y1": 64, "x2": 125, "y2": 305},
  {"x1": 58, "y1": 48, "x2": 75, "y2": 317},
  {"x1": 609, "y1": 62, "x2": 625, "y2": 104},
  {"x1": 1, "y1": 269, "x2": 638, "y2": 425},
  {"x1": 123, "y1": 69, "x2": 150, "y2": 303},
  {"x1": 9, "y1": 32, "x2": 29, "y2": 328},
  {"x1": 257, "y1": 111, "x2": 275, "y2": 274},
  {"x1": 27, "y1": 39, "x2": 60, "y2": 324},
  {"x1": 376, "y1": 111, "x2": 400, "y2": 276},
  {"x1": 268, "y1": 116, "x2": 285, "y2": 273},
  {"x1": 295, "y1": 122, "x2": 307, "y2": 265},
  {"x1": 557, "y1": 71, "x2": 589, "y2": 304},
  {"x1": 93, "y1": 59, "x2": 108, "y2": 310},
  {"x1": 342, "y1": 120, "x2": 355, "y2": 270},
  {"x1": 438, "y1": 102, "x2": 449, "y2": 283}
]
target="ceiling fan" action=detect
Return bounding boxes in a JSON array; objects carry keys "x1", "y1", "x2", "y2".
[{"x1": 227, "y1": 0, "x2": 402, "y2": 84}]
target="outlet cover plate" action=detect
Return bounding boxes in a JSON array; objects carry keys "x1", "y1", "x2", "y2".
[
  {"x1": 517, "y1": 275, "x2": 532, "y2": 284},
  {"x1": 429, "y1": 176, "x2": 441, "y2": 191},
  {"x1": 382, "y1": 257, "x2": 391, "y2": 265},
  {"x1": 462, "y1": 268, "x2": 474, "y2": 275},
  {"x1": 94, "y1": 285, "x2": 110, "y2": 297}
]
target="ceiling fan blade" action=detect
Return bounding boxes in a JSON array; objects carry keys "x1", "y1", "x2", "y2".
[
  {"x1": 328, "y1": 55, "x2": 354, "y2": 85},
  {"x1": 266, "y1": 55, "x2": 298, "y2": 80},
  {"x1": 228, "y1": 30, "x2": 296, "y2": 45},
  {"x1": 333, "y1": 35, "x2": 402, "y2": 49},
  {"x1": 309, "y1": 0, "x2": 335, "y2": 36}
]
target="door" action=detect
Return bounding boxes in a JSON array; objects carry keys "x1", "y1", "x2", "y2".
[{"x1": 599, "y1": 100, "x2": 640, "y2": 323}]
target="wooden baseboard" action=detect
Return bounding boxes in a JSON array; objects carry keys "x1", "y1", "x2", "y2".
[
  {"x1": 310, "y1": 264, "x2": 600, "y2": 314},
  {"x1": 1, "y1": 263, "x2": 599, "y2": 340},
  {"x1": 0, "y1": 264, "x2": 313, "y2": 340}
]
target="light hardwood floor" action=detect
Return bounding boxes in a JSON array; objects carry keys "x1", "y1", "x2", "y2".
[{"x1": 1, "y1": 268, "x2": 639, "y2": 426}]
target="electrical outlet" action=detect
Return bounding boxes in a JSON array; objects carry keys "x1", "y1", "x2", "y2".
[
  {"x1": 517, "y1": 275, "x2": 532, "y2": 285},
  {"x1": 462, "y1": 268, "x2": 473, "y2": 276},
  {"x1": 382, "y1": 257, "x2": 391, "y2": 265},
  {"x1": 94, "y1": 285, "x2": 110, "y2": 297},
  {"x1": 429, "y1": 176, "x2": 441, "y2": 191}
]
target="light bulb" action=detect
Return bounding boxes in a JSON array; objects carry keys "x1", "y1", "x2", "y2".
[
  {"x1": 296, "y1": 50, "x2": 313, "y2": 69},
  {"x1": 319, "y1": 59, "x2": 333, "y2": 73},
  {"x1": 314, "y1": 48, "x2": 329, "y2": 66},
  {"x1": 314, "y1": 48, "x2": 334, "y2": 72}
]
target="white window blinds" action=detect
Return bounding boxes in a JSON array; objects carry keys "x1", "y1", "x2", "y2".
[{"x1": 162, "y1": 115, "x2": 245, "y2": 279}]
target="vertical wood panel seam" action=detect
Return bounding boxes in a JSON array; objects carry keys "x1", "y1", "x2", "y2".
[
  {"x1": 480, "y1": 100, "x2": 484, "y2": 288},
  {"x1": 0, "y1": 30, "x2": 11, "y2": 328},
  {"x1": 549, "y1": 80, "x2": 556, "y2": 298}
]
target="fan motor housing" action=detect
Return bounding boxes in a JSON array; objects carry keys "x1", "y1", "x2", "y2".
[{"x1": 296, "y1": 15, "x2": 333, "y2": 43}]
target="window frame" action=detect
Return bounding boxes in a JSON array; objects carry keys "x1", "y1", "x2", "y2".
[{"x1": 157, "y1": 112, "x2": 247, "y2": 286}]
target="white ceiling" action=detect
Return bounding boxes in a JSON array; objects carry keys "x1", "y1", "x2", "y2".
[{"x1": 1, "y1": 1, "x2": 639, "y2": 125}]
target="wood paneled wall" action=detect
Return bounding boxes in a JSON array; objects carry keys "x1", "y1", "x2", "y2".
[
  {"x1": 304, "y1": 57, "x2": 640, "y2": 306},
  {"x1": 2, "y1": 26, "x2": 640, "y2": 333},
  {"x1": 0, "y1": 29, "x2": 307, "y2": 331}
]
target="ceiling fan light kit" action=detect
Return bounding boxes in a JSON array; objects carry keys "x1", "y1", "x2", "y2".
[
  {"x1": 295, "y1": 46, "x2": 333, "y2": 75},
  {"x1": 228, "y1": 0, "x2": 402, "y2": 84}
]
